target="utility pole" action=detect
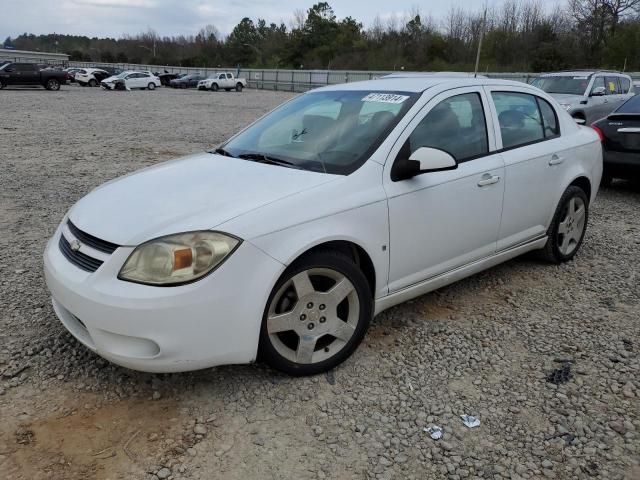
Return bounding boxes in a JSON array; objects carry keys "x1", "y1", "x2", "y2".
[{"x1": 474, "y1": 5, "x2": 487, "y2": 78}]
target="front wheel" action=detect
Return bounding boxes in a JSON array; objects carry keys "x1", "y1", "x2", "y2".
[
  {"x1": 147, "y1": 82, "x2": 156, "y2": 90},
  {"x1": 258, "y1": 250, "x2": 372, "y2": 376},
  {"x1": 540, "y1": 186, "x2": 589, "y2": 263},
  {"x1": 0, "y1": 80, "x2": 6, "y2": 90},
  {"x1": 211, "y1": 83, "x2": 219, "y2": 92},
  {"x1": 45, "y1": 78, "x2": 60, "y2": 91},
  {"x1": 236, "y1": 83, "x2": 243, "y2": 92}
]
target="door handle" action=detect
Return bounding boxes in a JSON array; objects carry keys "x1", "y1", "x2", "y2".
[
  {"x1": 549, "y1": 154, "x2": 564, "y2": 166},
  {"x1": 477, "y1": 174, "x2": 500, "y2": 187}
]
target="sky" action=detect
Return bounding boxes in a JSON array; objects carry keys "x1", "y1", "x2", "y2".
[{"x1": 1, "y1": 0, "x2": 562, "y2": 41}]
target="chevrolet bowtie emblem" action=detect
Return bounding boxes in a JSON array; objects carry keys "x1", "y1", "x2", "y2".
[{"x1": 70, "y1": 239, "x2": 81, "y2": 252}]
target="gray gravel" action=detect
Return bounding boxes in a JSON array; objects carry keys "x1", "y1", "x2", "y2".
[{"x1": 0, "y1": 85, "x2": 638, "y2": 480}]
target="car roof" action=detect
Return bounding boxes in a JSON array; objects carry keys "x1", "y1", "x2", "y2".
[
  {"x1": 312, "y1": 77, "x2": 531, "y2": 94},
  {"x1": 539, "y1": 70, "x2": 626, "y2": 77}
]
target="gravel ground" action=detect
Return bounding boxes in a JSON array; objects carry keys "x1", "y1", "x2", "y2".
[{"x1": 0, "y1": 85, "x2": 638, "y2": 480}]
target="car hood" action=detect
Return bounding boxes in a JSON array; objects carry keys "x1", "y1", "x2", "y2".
[
  {"x1": 68, "y1": 153, "x2": 337, "y2": 246},
  {"x1": 102, "y1": 75, "x2": 119, "y2": 83},
  {"x1": 548, "y1": 93, "x2": 585, "y2": 105}
]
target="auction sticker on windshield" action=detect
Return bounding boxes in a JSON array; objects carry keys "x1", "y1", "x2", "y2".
[{"x1": 362, "y1": 93, "x2": 410, "y2": 104}]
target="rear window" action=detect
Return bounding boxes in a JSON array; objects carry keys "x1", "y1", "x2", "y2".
[
  {"x1": 531, "y1": 76, "x2": 589, "y2": 95},
  {"x1": 616, "y1": 95, "x2": 640, "y2": 114}
]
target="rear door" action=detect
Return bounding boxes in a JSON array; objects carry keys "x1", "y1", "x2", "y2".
[{"x1": 485, "y1": 87, "x2": 570, "y2": 250}]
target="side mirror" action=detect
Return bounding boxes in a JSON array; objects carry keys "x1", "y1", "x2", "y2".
[
  {"x1": 409, "y1": 147, "x2": 457, "y2": 172},
  {"x1": 391, "y1": 146, "x2": 457, "y2": 181},
  {"x1": 590, "y1": 86, "x2": 606, "y2": 97}
]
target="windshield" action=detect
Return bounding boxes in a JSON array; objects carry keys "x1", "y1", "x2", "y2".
[
  {"x1": 531, "y1": 76, "x2": 590, "y2": 95},
  {"x1": 219, "y1": 90, "x2": 419, "y2": 175}
]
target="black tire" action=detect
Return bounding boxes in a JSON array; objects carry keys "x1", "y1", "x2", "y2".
[
  {"x1": 258, "y1": 250, "x2": 372, "y2": 376},
  {"x1": 147, "y1": 82, "x2": 156, "y2": 90},
  {"x1": 236, "y1": 83, "x2": 243, "y2": 92},
  {"x1": 211, "y1": 83, "x2": 219, "y2": 92},
  {"x1": 0, "y1": 80, "x2": 6, "y2": 90},
  {"x1": 539, "y1": 186, "x2": 589, "y2": 263},
  {"x1": 45, "y1": 78, "x2": 60, "y2": 91},
  {"x1": 88, "y1": 79, "x2": 97, "y2": 87}
]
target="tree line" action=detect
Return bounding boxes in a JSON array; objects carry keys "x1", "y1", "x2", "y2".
[{"x1": 5, "y1": 0, "x2": 640, "y2": 72}]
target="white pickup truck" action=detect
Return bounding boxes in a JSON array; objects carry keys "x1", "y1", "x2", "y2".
[{"x1": 197, "y1": 72, "x2": 247, "y2": 92}]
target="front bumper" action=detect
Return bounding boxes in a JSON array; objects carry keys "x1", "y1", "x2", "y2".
[{"x1": 44, "y1": 225, "x2": 284, "y2": 372}]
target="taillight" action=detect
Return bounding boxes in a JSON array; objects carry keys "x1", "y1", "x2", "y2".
[{"x1": 591, "y1": 125, "x2": 605, "y2": 142}]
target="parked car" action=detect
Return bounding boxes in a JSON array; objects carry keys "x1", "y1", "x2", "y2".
[
  {"x1": 592, "y1": 94, "x2": 640, "y2": 185},
  {"x1": 169, "y1": 73, "x2": 204, "y2": 88},
  {"x1": 44, "y1": 76, "x2": 601, "y2": 375},
  {"x1": 197, "y1": 72, "x2": 247, "y2": 92},
  {"x1": 0, "y1": 62, "x2": 67, "y2": 90},
  {"x1": 531, "y1": 70, "x2": 634, "y2": 125},
  {"x1": 101, "y1": 71, "x2": 161, "y2": 90},
  {"x1": 158, "y1": 72, "x2": 185, "y2": 86},
  {"x1": 75, "y1": 68, "x2": 111, "y2": 87},
  {"x1": 62, "y1": 67, "x2": 82, "y2": 83},
  {"x1": 92, "y1": 65, "x2": 122, "y2": 76}
]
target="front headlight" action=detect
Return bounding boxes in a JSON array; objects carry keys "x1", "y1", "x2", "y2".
[{"x1": 118, "y1": 231, "x2": 240, "y2": 286}]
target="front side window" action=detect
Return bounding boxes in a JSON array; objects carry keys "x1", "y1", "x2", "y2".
[
  {"x1": 492, "y1": 92, "x2": 544, "y2": 149},
  {"x1": 221, "y1": 90, "x2": 419, "y2": 175},
  {"x1": 219, "y1": 74, "x2": 225, "y2": 79},
  {"x1": 591, "y1": 77, "x2": 606, "y2": 95},
  {"x1": 407, "y1": 93, "x2": 488, "y2": 162}
]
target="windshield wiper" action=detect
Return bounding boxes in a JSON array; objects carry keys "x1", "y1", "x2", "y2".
[
  {"x1": 213, "y1": 147, "x2": 235, "y2": 157},
  {"x1": 237, "y1": 152, "x2": 301, "y2": 169}
]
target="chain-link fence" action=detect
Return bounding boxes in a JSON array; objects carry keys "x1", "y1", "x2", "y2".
[{"x1": 68, "y1": 62, "x2": 640, "y2": 91}]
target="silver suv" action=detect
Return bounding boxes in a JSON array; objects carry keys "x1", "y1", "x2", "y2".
[{"x1": 531, "y1": 70, "x2": 635, "y2": 125}]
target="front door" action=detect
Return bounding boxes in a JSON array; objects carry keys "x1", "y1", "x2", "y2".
[{"x1": 384, "y1": 87, "x2": 505, "y2": 292}]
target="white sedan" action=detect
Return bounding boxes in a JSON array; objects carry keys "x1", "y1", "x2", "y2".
[
  {"x1": 101, "y1": 71, "x2": 161, "y2": 90},
  {"x1": 44, "y1": 76, "x2": 602, "y2": 375}
]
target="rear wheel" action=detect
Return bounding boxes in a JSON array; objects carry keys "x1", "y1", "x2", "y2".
[
  {"x1": 45, "y1": 78, "x2": 60, "y2": 91},
  {"x1": 236, "y1": 83, "x2": 243, "y2": 92},
  {"x1": 88, "y1": 79, "x2": 97, "y2": 87},
  {"x1": 147, "y1": 82, "x2": 156, "y2": 90},
  {"x1": 258, "y1": 250, "x2": 372, "y2": 376},
  {"x1": 540, "y1": 186, "x2": 589, "y2": 263},
  {"x1": 0, "y1": 80, "x2": 6, "y2": 90}
]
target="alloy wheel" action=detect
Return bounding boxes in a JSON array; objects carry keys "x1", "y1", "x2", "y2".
[
  {"x1": 266, "y1": 268, "x2": 360, "y2": 364},
  {"x1": 557, "y1": 196, "x2": 586, "y2": 256}
]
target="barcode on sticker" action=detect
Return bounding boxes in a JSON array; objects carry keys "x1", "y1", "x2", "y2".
[{"x1": 362, "y1": 93, "x2": 409, "y2": 104}]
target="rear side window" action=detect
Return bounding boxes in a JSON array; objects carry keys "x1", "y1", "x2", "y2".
[
  {"x1": 408, "y1": 92, "x2": 489, "y2": 162},
  {"x1": 537, "y1": 98, "x2": 560, "y2": 139},
  {"x1": 606, "y1": 77, "x2": 621, "y2": 94},
  {"x1": 492, "y1": 92, "x2": 544, "y2": 149},
  {"x1": 619, "y1": 77, "x2": 631, "y2": 94},
  {"x1": 226, "y1": 74, "x2": 232, "y2": 79}
]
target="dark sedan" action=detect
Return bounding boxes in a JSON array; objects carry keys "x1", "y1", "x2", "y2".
[
  {"x1": 593, "y1": 95, "x2": 640, "y2": 185},
  {"x1": 158, "y1": 72, "x2": 186, "y2": 86},
  {"x1": 169, "y1": 73, "x2": 203, "y2": 89}
]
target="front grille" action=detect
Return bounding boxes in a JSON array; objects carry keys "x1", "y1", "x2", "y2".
[
  {"x1": 67, "y1": 220, "x2": 119, "y2": 254},
  {"x1": 59, "y1": 235, "x2": 104, "y2": 272}
]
